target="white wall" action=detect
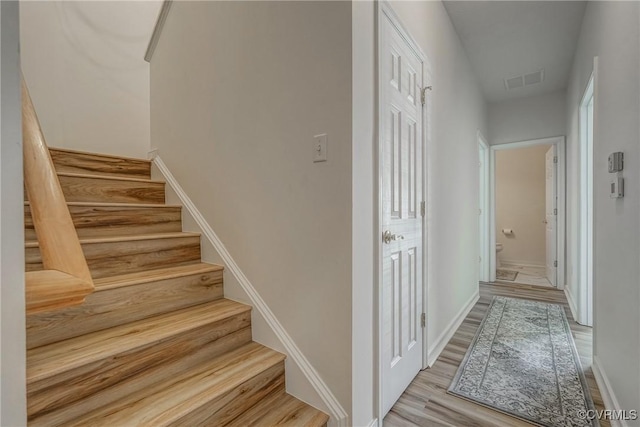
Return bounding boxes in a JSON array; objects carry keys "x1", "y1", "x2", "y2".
[
  {"x1": 352, "y1": 1, "x2": 376, "y2": 425},
  {"x1": 150, "y1": 1, "x2": 352, "y2": 422},
  {"x1": 565, "y1": 1, "x2": 640, "y2": 417},
  {"x1": 352, "y1": 1, "x2": 488, "y2": 424},
  {"x1": 20, "y1": 1, "x2": 161, "y2": 158},
  {"x1": 495, "y1": 145, "x2": 550, "y2": 266},
  {"x1": 489, "y1": 90, "x2": 566, "y2": 146},
  {"x1": 0, "y1": 1, "x2": 26, "y2": 425}
]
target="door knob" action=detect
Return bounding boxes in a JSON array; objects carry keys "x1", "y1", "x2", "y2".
[{"x1": 383, "y1": 230, "x2": 404, "y2": 244}]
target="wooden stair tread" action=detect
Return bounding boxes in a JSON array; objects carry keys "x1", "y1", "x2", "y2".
[
  {"x1": 57, "y1": 171, "x2": 164, "y2": 184},
  {"x1": 49, "y1": 147, "x2": 152, "y2": 164},
  {"x1": 27, "y1": 299, "x2": 250, "y2": 384},
  {"x1": 25, "y1": 231, "x2": 201, "y2": 248},
  {"x1": 26, "y1": 270, "x2": 93, "y2": 315},
  {"x1": 227, "y1": 391, "x2": 330, "y2": 427},
  {"x1": 65, "y1": 342, "x2": 285, "y2": 427},
  {"x1": 25, "y1": 201, "x2": 182, "y2": 208},
  {"x1": 93, "y1": 262, "x2": 223, "y2": 291}
]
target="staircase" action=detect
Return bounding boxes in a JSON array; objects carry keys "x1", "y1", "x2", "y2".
[{"x1": 25, "y1": 147, "x2": 329, "y2": 427}]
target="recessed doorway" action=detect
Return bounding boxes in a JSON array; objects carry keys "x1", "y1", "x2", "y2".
[{"x1": 486, "y1": 137, "x2": 566, "y2": 289}]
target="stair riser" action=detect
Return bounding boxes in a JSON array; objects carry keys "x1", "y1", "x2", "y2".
[
  {"x1": 28, "y1": 312, "x2": 252, "y2": 419},
  {"x1": 25, "y1": 205, "x2": 182, "y2": 240},
  {"x1": 27, "y1": 269, "x2": 224, "y2": 349},
  {"x1": 58, "y1": 174, "x2": 165, "y2": 204},
  {"x1": 50, "y1": 149, "x2": 151, "y2": 179},
  {"x1": 175, "y1": 363, "x2": 286, "y2": 426},
  {"x1": 26, "y1": 236, "x2": 201, "y2": 279}
]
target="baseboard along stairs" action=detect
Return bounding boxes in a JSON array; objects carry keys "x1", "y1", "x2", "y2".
[{"x1": 24, "y1": 147, "x2": 329, "y2": 426}]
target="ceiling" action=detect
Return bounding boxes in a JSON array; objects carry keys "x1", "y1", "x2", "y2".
[{"x1": 443, "y1": 1, "x2": 587, "y2": 103}]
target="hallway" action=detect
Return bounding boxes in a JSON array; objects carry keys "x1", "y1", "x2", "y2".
[{"x1": 384, "y1": 282, "x2": 607, "y2": 426}]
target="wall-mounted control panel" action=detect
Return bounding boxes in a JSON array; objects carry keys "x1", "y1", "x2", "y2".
[
  {"x1": 608, "y1": 152, "x2": 624, "y2": 172},
  {"x1": 610, "y1": 176, "x2": 624, "y2": 199}
]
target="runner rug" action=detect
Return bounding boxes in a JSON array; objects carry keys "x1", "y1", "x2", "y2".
[{"x1": 448, "y1": 296, "x2": 598, "y2": 426}]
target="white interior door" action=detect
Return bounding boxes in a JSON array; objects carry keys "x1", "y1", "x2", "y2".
[
  {"x1": 545, "y1": 146, "x2": 557, "y2": 286},
  {"x1": 380, "y1": 13, "x2": 424, "y2": 417}
]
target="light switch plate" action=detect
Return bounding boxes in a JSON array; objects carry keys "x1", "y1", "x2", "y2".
[{"x1": 313, "y1": 134, "x2": 328, "y2": 163}]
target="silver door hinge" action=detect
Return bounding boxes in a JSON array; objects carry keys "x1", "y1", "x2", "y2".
[
  {"x1": 554, "y1": 208, "x2": 557, "y2": 215},
  {"x1": 420, "y1": 201, "x2": 426, "y2": 217},
  {"x1": 553, "y1": 156, "x2": 558, "y2": 164},
  {"x1": 554, "y1": 260, "x2": 558, "y2": 267},
  {"x1": 421, "y1": 313, "x2": 426, "y2": 328},
  {"x1": 420, "y1": 86, "x2": 432, "y2": 106}
]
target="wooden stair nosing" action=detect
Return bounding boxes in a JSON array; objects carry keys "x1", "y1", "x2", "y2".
[
  {"x1": 25, "y1": 201, "x2": 182, "y2": 208},
  {"x1": 64, "y1": 343, "x2": 286, "y2": 427},
  {"x1": 27, "y1": 299, "x2": 250, "y2": 385},
  {"x1": 28, "y1": 327, "x2": 253, "y2": 426},
  {"x1": 57, "y1": 171, "x2": 164, "y2": 185},
  {"x1": 27, "y1": 263, "x2": 225, "y2": 349},
  {"x1": 25, "y1": 232, "x2": 201, "y2": 248}
]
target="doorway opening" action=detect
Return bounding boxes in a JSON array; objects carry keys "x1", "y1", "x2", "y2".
[{"x1": 486, "y1": 137, "x2": 566, "y2": 288}]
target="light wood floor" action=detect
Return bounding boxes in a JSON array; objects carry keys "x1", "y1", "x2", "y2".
[{"x1": 385, "y1": 282, "x2": 608, "y2": 427}]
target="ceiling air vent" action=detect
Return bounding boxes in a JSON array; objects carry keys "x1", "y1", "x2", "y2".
[
  {"x1": 504, "y1": 69, "x2": 545, "y2": 90},
  {"x1": 505, "y1": 76, "x2": 524, "y2": 90}
]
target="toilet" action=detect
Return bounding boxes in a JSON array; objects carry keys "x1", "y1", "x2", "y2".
[{"x1": 496, "y1": 243, "x2": 503, "y2": 268}]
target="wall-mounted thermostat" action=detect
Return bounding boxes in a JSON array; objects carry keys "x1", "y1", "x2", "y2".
[
  {"x1": 610, "y1": 176, "x2": 624, "y2": 198},
  {"x1": 608, "y1": 152, "x2": 624, "y2": 172}
]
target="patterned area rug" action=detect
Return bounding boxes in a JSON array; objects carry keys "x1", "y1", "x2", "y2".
[
  {"x1": 496, "y1": 269, "x2": 518, "y2": 281},
  {"x1": 448, "y1": 297, "x2": 598, "y2": 426}
]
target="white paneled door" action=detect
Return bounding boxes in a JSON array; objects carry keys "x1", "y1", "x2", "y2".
[
  {"x1": 545, "y1": 146, "x2": 557, "y2": 286},
  {"x1": 380, "y1": 11, "x2": 425, "y2": 417}
]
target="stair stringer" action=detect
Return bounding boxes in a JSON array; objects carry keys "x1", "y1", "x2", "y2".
[{"x1": 150, "y1": 153, "x2": 349, "y2": 427}]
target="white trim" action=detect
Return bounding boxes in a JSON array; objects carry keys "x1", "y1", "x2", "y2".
[
  {"x1": 489, "y1": 136, "x2": 566, "y2": 290},
  {"x1": 478, "y1": 132, "x2": 490, "y2": 283},
  {"x1": 145, "y1": 0, "x2": 173, "y2": 63},
  {"x1": 592, "y1": 356, "x2": 628, "y2": 427},
  {"x1": 152, "y1": 154, "x2": 349, "y2": 427},
  {"x1": 427, "y1": 290, "x2": 479, "y2": 367},
  {"x1": 564, "y1": 287, "x2": 579, "y2": 324},
  {"x1": 366, "y1": 418, "x2": 379, "y2": 427},
  {"x1": 578, "y1": 59, "x2": 597, "y2": 327},
  {"x1": 376, "y1": 1, "x2": 432, "y2": 421}
]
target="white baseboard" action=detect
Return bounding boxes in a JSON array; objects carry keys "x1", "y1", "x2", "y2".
[
  {"x1": 427, "y1": 289, "x2": 479, "y2": 367},
  {"x1": 592, "y1": 356, "x2": 630, "y2": 427},
  {"x1": 564, "y1": 286, "x2": 579, "y2": 322},
  {"x1": 152, "y1": 154, "x2": 349, "y2": 426}
]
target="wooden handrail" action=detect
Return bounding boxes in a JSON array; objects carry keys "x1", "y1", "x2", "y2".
[{"x1": 22, "y1": 76, "x2": 94, "y2": 312}]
